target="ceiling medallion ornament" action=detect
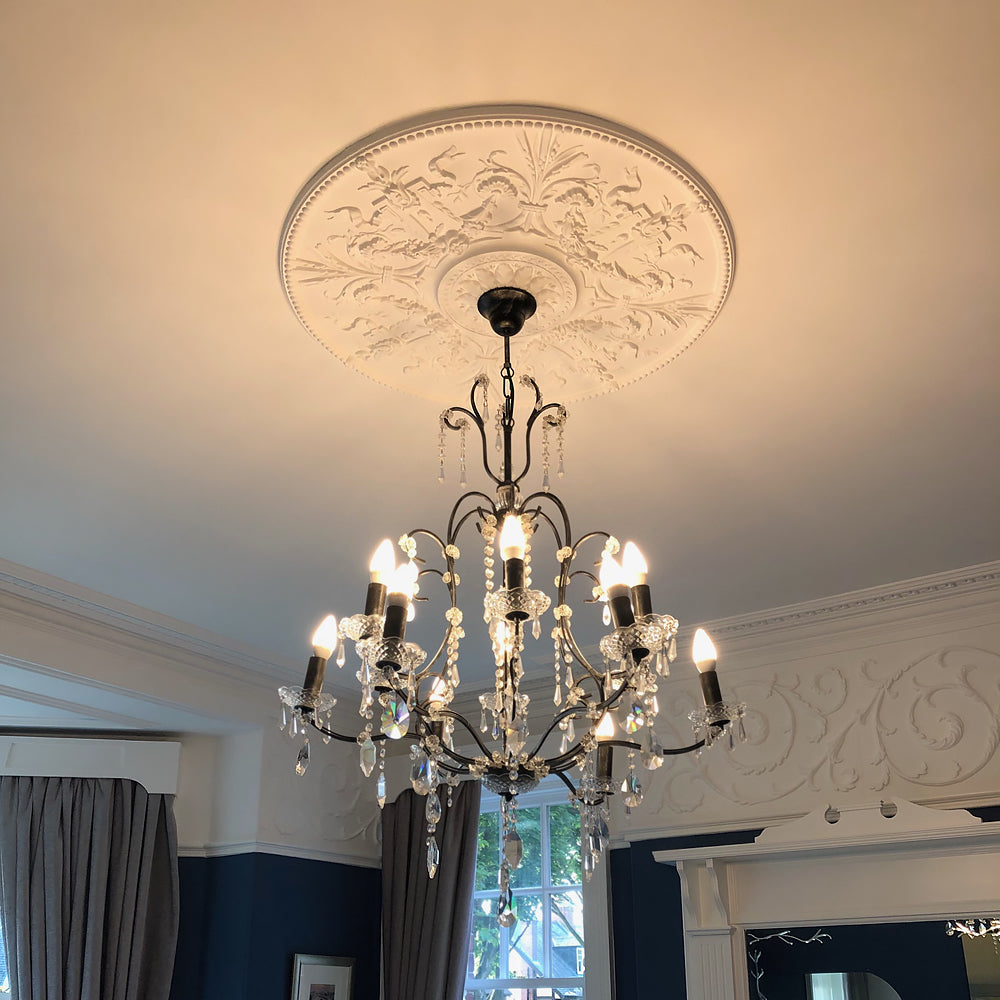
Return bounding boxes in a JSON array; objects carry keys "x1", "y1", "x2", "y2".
[
  {"x1": 277, "y1": 279, "x2": 747, "y2": 926},
  {"x1": 280, "y1": 105, "x2": 735, "y2": 402}
]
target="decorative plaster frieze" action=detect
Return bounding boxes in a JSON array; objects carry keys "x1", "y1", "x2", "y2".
[{"x1": 614, "y1": 635, "x2": 1000, "y2": 841}]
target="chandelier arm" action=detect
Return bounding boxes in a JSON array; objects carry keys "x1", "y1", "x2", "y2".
[
  {"x1": 444, "y1": 406, "x2": 501, "y2": 485},
  {"x1": 512, "y1": 401, "x2": 567, "y2": 486},
  {"x1": 449, "y1": 504, "x2": 491, "y2": 546},
  {"x1": 469, "y1": 374, "x2": 488, "y2": 424},
  {"x1": 558, "y1": 620, "x2": 604, "y2": 683},
  {"x1": 526, "y1": 506, "x2": 566, "y2": 554},
  {"x1": 521, "y1": 490, "x2": 575, "y2": 551},
  {"x1": 554, "y1": 770, "x2": 578, "y2": 797},
  {"x1": 660, "y1": 739, "x2": 708, "y2": 756},
  {"x1": 407, "y1": 527, "x2": 448, "y2": 557},
  {"x1": 445, "y1": 491, "x2": 494, "y2": 544},
  {"x1": 411, "y1": 703, "x2": 495, "y2": 760},
  {"x1": 526, "y1": 701, "x2": 606, "y2": 760},
  {"x1": 568, "y1": 530, "x2": 613, "y2": 562},
  {"x1": 308, "y1": 718, "x2": 390, "y2": 745}
]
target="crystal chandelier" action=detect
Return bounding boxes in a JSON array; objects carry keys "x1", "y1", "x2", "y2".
[
  {"x1": 278, "y1": 286, "x2": 746, "y2": 926},
  {"x1": 946, "y1": 917, "x2": 1000, "y2": 940}
]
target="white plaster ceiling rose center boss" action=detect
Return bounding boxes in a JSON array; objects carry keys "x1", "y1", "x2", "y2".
[{"x1": 280, "y1": 106, "x2": 736, "y2": 402}]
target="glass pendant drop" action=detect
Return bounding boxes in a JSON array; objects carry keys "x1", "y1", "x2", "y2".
[
  {"x1": 503, "y1": 830, "x2": 523, "y2": 870},
  {"x1": 376, "y1": 768, "x2": 387, "y2": 809},
  {"x1": 381, "y1": 696, "x2": 410, "y2": 739},
  {"x1": 426, "y1": 836, "x2": 439, "y2": 879},
  {"x1": 425, "y1": 790, "x2": 442, "y2": 825},
  {"x1": 359, "y1": 736, "x2": 376, "y2": 777},
  {"x1": 622, "y1": 696, "x2": 646, "y2": 734},
  {"x1": 295, "y1": 740, "x2": 310, "y2": 776},
  {"x1": 641, "y1": 728, "x2": 664, "y2": 770}
]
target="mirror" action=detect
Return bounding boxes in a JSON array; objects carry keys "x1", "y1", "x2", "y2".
[
  {"x1": 746, "y1": 921, "x2": 1000, "y2": 1000},
  {"x1": 806, "y1": 972, "x2": 900, "y2": 1000}
]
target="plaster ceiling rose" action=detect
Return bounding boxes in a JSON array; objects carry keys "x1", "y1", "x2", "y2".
[{"x1": 280, "y1": 105, "x2": 735, "y2": 402}]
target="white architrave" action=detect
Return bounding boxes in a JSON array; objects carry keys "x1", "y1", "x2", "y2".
[{"x1": 653, "y1": 801, "x2": 1000, "y2": 1000}]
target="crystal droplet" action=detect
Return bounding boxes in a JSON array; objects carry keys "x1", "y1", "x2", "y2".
[
  {"x1": 602, "y1": 603, "x2": 612, "y2": 627},
  {"x1": 557, "y1": 457, "x2": 565, "y2": 478},
  {"x1": 438, "y1": 462, "x2": 445, "y2": 484},
  {"x1": 376, "y1": 769, "x2": 387, "y2": 809},
  {"x1": 532, "y1": 617, "x2": 541, "y2": 640},
  {"x1": 426, "y1": 836, "x2": 439, "y2": 879},
  {"x1": 503, "y1": 830, "x2": 523, "y2": 869},
  {"x1": 336, "y1": 642, "x2": 346, "y2": 668},
  {"x1": 656, "y1": 649, "x2": 669, "y2": 677},
  {"x1": 425, "y1": 790, "x2": 443, "y2": 826},
  {"x1": 560, "y1": 732, "x2": 570, "y2": 754},
  {"x1": 412, "y1": 755, "x2": 438, "y2": 796},
  {"x1": 553, "y1": 684, "x2": 562, "y2": 707},
  {"x1": 359, "y1": 737, "x2": 376, "y2": 777},
  {"x1": 641, "y1": 729, "x2": 664, "y2": 770},
  {"x1": 542, "y1": 470, "x2": 551, "y2": 491},
  {"x1": 621, "y1": 770, "x2": 644, "y2": 809},
  {"x1": 668, "y1": 636, "x2": 678, "y2": 663},
  {"x1": 280, "y1": 705, "x2": 288, "y2": 732},
  {"x1": 566, "y1": 718, "x2": 575, "y2": 743},
  {"x1": 295, "y1": 741, "x2": 310, "y2": 776},
  {"x1": 622, "y1": 696, "x2": 646, "y2": 735},
  {"x1": 381, "y1": 696, "x2": 410, "y2": 739},
  {"x1": 480, "y1": 706, "x2": 489, "y2": 733}
]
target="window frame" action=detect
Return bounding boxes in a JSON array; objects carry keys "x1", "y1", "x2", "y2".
[{"x1": 465, "y1": 779, "x2": 612, "y2": 1000}]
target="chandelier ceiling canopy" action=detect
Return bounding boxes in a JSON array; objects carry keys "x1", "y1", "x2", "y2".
[{"x1": 276, "y1": 106, "x2": 746, "y2": 927}]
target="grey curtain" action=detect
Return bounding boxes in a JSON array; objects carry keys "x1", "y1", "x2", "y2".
[
  {"x1": 382, "y1": 780, "x2": 482, "y2": 1000},
  {"x1": 0, "y1": 776, "x2": 179, "y2": 1000}
]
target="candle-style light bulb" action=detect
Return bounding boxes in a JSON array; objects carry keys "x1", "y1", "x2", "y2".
[
  {"x1": 311, "y1": 614, "x2": 339, "y2": 659},
  {"x1": 364, "y1": 539, "x2": 396, "y2": 615},
  {"x1": 428, "y1": 676, "x2": 449, "y2": 706},
  {"x1": 595, "y1": 710, "x2": 616, "y2": 740},
  {"x1": 600, "y1": 553, "x2": 635, "y2": 628},
  {"x1": 692, "y1": 628, "x2": 723, "y2": 707},
  {"x1": 499, "y1": 515, "x2": 527, "y2": 561},
  {"x1": 622, "y1": 541, "x2": 652, "y2": 617},
  {"x1": 381, "y1": 561, "x2": 419, "y2": 649},
  {"x1": 303, "y1": 613, "x2": 338, "y2": 696},
  {"x1": 499, "y1": 515, "x2": 528, "y2": 603},
  {"x1": 622, "y1": 542, "x2": 647, "y2": 585},
  {"x1": 369, "y1": 539, "x2": 396, "y2": 584},
  {"x1": 692, "y1": 628, "x2": 717, "y2": 672}
]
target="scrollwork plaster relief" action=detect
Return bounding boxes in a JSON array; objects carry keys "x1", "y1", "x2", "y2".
[{"x1": 617, "y1": 639, "x2": 1000, "y2": 835}]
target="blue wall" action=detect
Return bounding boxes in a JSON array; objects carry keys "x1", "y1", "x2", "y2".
[
  {"x1": 610, "y1": 828, "x2": 762, "y2": 999},
  {"x1": 170, "y1": 853, "x2": 381, "y2": 1000}
]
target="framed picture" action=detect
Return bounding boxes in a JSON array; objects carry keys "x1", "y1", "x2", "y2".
[{"x1": 290, "y1": 953, "x2": 355, "y2": 1000}]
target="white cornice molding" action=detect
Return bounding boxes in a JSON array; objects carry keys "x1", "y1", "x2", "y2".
[
  {"x1": 2, "y1": 556, "x2": 997, "y2": 703},
  {"x1": 686, "y1": 560, "x2": 1000, "y2": 670}
]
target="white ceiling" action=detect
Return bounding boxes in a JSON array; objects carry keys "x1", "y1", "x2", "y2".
[{"x1": 1, "y1": 1, "x2": 998, "y2": 728}]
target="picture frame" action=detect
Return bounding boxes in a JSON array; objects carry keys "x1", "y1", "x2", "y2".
[{"x1": 290, "y1": 953, "x2": 355, "y2": 1000}]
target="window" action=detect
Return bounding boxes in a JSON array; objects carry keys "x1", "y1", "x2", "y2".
[
  {"x1": 0, "y1": 915, "x2": 8, "y2": 994},
  {"x1": 465, "y1": 786, "x2": 586, "y2": 1000}
]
